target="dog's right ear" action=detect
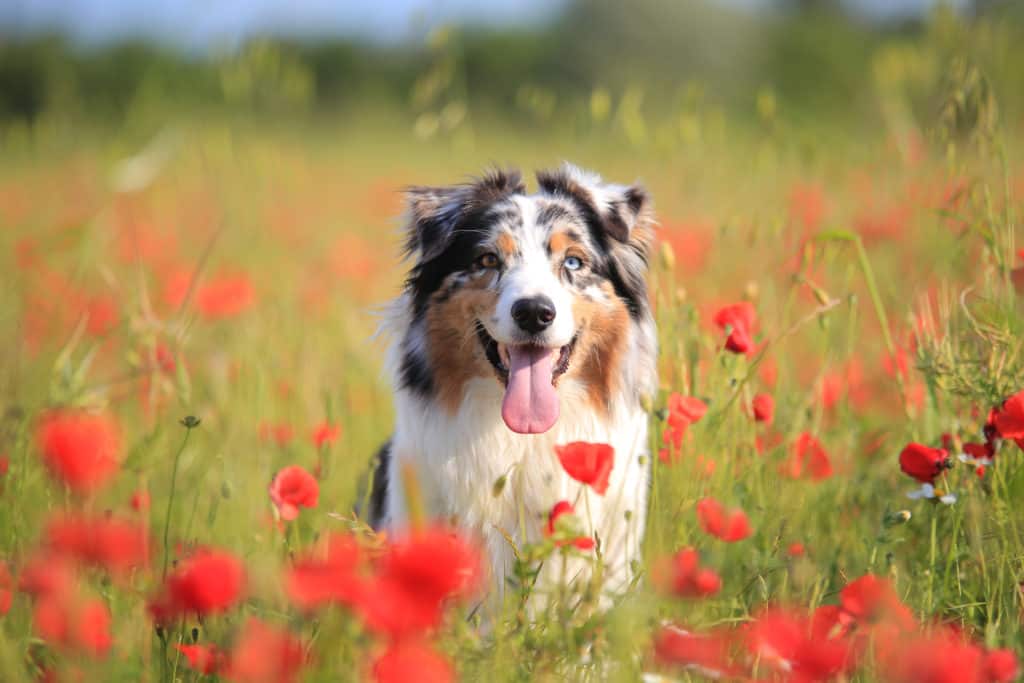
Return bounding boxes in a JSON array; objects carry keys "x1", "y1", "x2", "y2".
[{"x1": 404, "y1": 169, "x2": 525, "y2": 262}]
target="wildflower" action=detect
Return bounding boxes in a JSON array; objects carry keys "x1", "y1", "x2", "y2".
[
  {"x1": 131, "y1": 489, "x2": 151, "y2": 512},
  {"x1": 713, "y1": 302, "x2": 757, "y2": 354},
  {"x1": 958, "y1": 442, "x2": 994, "y2": 467},
  {"x1": 656, "y1": 547, "x2": 721, "y2": 598},
  {"x1": 653, "y1": 623, "x2": 739, "y2": 679},
  {"x1": 696, "y1": 498, "x2": 752, "y2": 542},
  {"x1": 899, "y1": 443, "x2": 952, "y2": 484},
  {"x1": 663, "y1": 393, "x2": 707, "y2": 448},
  {"x1": 0, "y1": 561, "x2": 11, "y2": 616},
  {"x1": 783, "y1": 433, "x2": 833, "y2": 480},
  {"x1": 372, "y1": 639, "x2": 454, "y2": 683},
  {"x1": 554, "y1": 442, "x2": 614, "y2": 495},
  {"x1": 746, "y1": 606, "x2": 857, "y2": 680},
  {"x1": 36, "y1": 410, "x2": 120, "y2": 494},
  {"x1": 195, "y1": 272, "x2": 256, "y2": 320},
  {"x1": 751, "y1": 393, "x2": 774, "y2": 424},
  {"x1": 177, "y1": 644, "x2": 225, "y2": 676},
  {"x1": 906, "y1": 483, "x2": 957, "y2": 505},
  {"x1": 269, "y1": 465, "x2": 319, "y2": 521},
  {"x1": 33, "y1": 595, "x2": 112, "y2": 659},
  {"x1": 545, "y1": 501, "x2": 595, "y2": 551},
  {"x1": 984, "y1": 649, "x2": 1020, "y2": 683},
  {"x1": 44, "y1": 513, "x2": 149, "y2": 575},
  {"x1": 285, "y1": 534, "x2": 362, "y2": 610},
  {"x1": 311, "y1": 422, "x2": 341, "y2": 449},
  {"x1": 838, "y1": 574, "x2": 916, "y2": 631},
  {"x1": 259, "y1": 421, "x2": 294, "y2": 447},
  {"x1": 224, "y1": 618, "x2": 305, "y2": 683},
  {"x1": 150, "y1": 549, "x2": 245, "y2": 622},
  {"x1": 19, "y1": 552, "x2": 76, "y2": 599},
  {"x1": 355, "y1": 526, "x2": 482, "y2": 639},
  {"x1": 788, "y1": 542, "x2": 806, "y2": 557}
]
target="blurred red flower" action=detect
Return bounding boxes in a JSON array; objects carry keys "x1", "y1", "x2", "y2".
[
  {"x1": 355, "y1": 526, "x2": 482, "y2": 639},
  {"x1": 131, "y1": 489, "x2": 151, "y2": 512},
  {"x1": 751, "y1": 393, "x2": 774, "y2": 424},
  {"x1": 663, "y1": 393, "x2": 707, "y2": 449},
  {"x1": 554, "y1": 442, "x2": 614, "y2": 495},
  {"x1": 19, "y1": 552, "x2": 77, "y2": 599},
  {"x1": 656, "y1": 547, "x2": 721, "y2": 598},
  {"x1": 285, "y1": 534, "x2": 362, "y2": 610},
  {"x1": 713, "y1": 302, "x2": 757, "y2": 354},
  {"x1": 696, "y1": 498, "x2": 752, "y2": 542},
  {"x1": 196, "y1": 272, "x2": 256, "y2": 320},
  {"x1": 224, "y1": 618, "x2": 305, "y2": 683},
  {"x1": 269, "y1": 465, "x2": 319, "y2": 521},
  {"x1": 839, "y1": 574, "x2": 916, "y2": 631},
  {"x1": 789, "y1": 183, "x2": 827, "y2": 234},
  {"x1": 653, "y1": 624, "x2": 739, "y2": 678},
  {"x1": 0, "y1": 561, "x2": 11, "y2": 616},
  {"x1": 44, "y1": 513, "x2": 149, "y2": 575},
  {"x1": 545, "y1": 500, "x2": 595, "y2": 551},
  {"x1": 898, "y1": 443, "x2": 951, "y2": 484},
  {"x1": 150, "y1": 549, "x2": 245, "y2": 621},
  {"x1": 36, "y1": 410, "x2": 120, "y2": 494},
  {"x1": 259, "y1": 421, "x2": 294, "y2": 447},
  {"x1": 177, "y1": 644, "x2": 225, "y2": 675},
  {"x1": 783, "y1": 433, "x2": 833, "y2": 480},
  {"x1": 372, "y1": 639, "x2": 454, "y2": 683},
  {"x1": 994, "y1": 390, "x2": 1024, "y2": 441},
  {"x1": 788, "y1": 542, "x2": 806, "y2": 557},
  {"x1": 747, "y1": 606, "x2": 858, "y2": 681},
  {"x1": 984, "y1": 649, "x2": 1020, "y2": 683},
  {"x1": 311, "y1": 422, "x2": 341, "y2": 449},
  {"x1": 34, "y1": 595, "x2": 112, "y2": 659}
]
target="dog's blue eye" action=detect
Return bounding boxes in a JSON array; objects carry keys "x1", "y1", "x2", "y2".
[{"x1": 564, "y1": 256, "x2": 583, "y2": 271}]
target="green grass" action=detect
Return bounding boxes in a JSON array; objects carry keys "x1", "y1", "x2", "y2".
[{"x1": 0, "y1": 101, "x2": 1022, "y2": 681}]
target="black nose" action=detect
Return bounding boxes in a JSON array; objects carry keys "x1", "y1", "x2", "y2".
[{"x1": 511, "y1": 296, "x2": 556, "y2": 334}]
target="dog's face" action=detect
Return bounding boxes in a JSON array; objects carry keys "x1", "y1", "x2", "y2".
[{"x1": 400, "y1": 164, "x2": 654, "y2": 434}]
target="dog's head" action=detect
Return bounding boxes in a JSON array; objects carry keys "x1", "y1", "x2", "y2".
[{"x1": 400, "y1": 164, "x2": 654, "y2": 434}]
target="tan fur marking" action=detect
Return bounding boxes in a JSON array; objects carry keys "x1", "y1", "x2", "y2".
[
  {"x1": 425, "y1": 275, "x2": 498, "y2": 413},
  {"x1": 548, "y1": 230, "x2": 575, "y2": 255},
  {"x1": 570, "y1": 290, "x2": 630, "y2": 415},
  {"x1": 496, "y1": 232, "x2": 517, "y2": 260}
]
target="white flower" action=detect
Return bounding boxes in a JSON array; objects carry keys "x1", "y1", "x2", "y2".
[
  {"x1": 957, "y1": 451, "x2": 993, "y2": 467},
  {"x1": 906, "y1": 483, "x2": 956, "y2": 505}
]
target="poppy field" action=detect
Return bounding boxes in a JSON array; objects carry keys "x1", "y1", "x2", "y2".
[{"x1": 2, "y1": 33, "x2": 1024, "y2": 683}]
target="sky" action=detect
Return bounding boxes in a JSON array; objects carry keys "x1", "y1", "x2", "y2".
[{"x1": 0, "y1": 0, "x2": 969, "y2": 51}]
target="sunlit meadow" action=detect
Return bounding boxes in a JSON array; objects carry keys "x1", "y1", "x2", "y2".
[{"x1": 2, "y1": 14, "x2": 1024, "y2": 683}]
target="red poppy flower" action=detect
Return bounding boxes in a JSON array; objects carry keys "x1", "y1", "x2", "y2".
[
  {"x1": 372, "y1": 639, "x2": 454, "y2": 683},
  {"x1": 311, "y1": 423, "x2": 341, "y2": 449},
  {"x1": 0, "y1": 561, "x2": 11, "y2": 616},
  {"x1": 653, "y1": 624, "x2": 739, "y2": 678},
  {"x1": 285, "y1": 534, "x2": 362, "y2": 610},
  {"x1": 44, "y1": 513, "x2": 149, "y2": 575},
  {"x1": 151, "y1": 549, "x2": 245, "y2": 621},
  {"x1": 34, "y1": 595, "x2": 112, "y2": 659},
  {"x1": 177, "y1": 644, "x2": 225, "y2": 675},
  {"x1": 898, "y1": 443, "x2": 951, "y2": 484},
  {"x1": 839, "y1": 574, "x2": 916, "y2": 631},
  {"x1": 269, "y1": 465, "x2": 319, "y2": 521},
  {"x1": 554, "y1": 442, "x2": 614, "y2": 495},
  {"x1": 546, "y1": 500, "x2": 596, "y2": 551},
  {"x1": 36, "y1": 410, "x2": 120, "y2": 494},
  {"x1": 994, "y1": 390, "x2": 1024, "y2": 441},
  {"x1": 696, "y1": 498, "x2": 752, "y2": 542},
  {"x1": 984, "y1": 648, "x2": 1020, "y2": 683},
  {"x1": 713, "y1": 302, "x2": 757, "y2": 354},
  {"x1": 19, "y1": 552, "x2": 76, "y2": 599},
  {"x1": 787, "y1": 542, "x2": 806, "y2": 557},
  {"x1": 224, "y1": 618, "x2": 305, "y2": 683},
  {"x1": 355, "y1": 526, "x2": 482, "y2": 639},
  {"x1": 663, "y1": 393, "x2": 707, "y2": 448},
  {"x1": 195, "y1": 272, "x2": 256, "y2": 320},
  {"x1": 883, "y1": 628, "x2": 984, "y2": 683},
  {"x1": 746, "y1": 606, "x2": 857, "y2": 680},
  {"x1": 656, "y1": 547, "x2": 721, "y2": 598},
  {"x1": 783, "y1": 433, "x2": 833, "y2": 480},
  {"x1": 131, "y1": 489, "x2": 151, "y2": 512},
  {"x1": 751, "y1": 393, "x2": 774, "y2": 424}
]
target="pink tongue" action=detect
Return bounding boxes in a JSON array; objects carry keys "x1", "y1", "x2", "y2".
[{"x1": 501, "y1": 345, "x2": 560, "y2": 434}]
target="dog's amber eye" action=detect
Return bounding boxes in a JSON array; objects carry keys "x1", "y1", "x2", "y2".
[{"x1": 475, "y1": 253, "x2": 500, "y2": 270}]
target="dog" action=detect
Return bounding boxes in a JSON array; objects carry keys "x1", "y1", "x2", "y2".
[{"x1": 369, "y1": 163, "x2": 657, "y2": 600}]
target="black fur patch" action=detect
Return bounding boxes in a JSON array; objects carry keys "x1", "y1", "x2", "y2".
[
  {"x1": 399, "y1": 345, "x2": 434, "y2": 397},
  {"x1": 368, "y1": 440, "x2": 391, "y2": 529}
]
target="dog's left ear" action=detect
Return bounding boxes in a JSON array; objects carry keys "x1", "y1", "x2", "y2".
[
  {"x1": 536, "y1": 163, "x2": 652, "y2": 245},
  {"x1": 404, "y1": 169, "x2": 526, "y2": 262}
]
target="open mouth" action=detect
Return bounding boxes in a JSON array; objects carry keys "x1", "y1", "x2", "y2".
[{"x1": 476, "y1": 323, "x2": 577, "y2": 434}]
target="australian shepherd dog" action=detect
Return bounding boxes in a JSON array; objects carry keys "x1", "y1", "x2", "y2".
[{"x1": 370, "y1": 163, "x2": 657, "y2": 601}]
